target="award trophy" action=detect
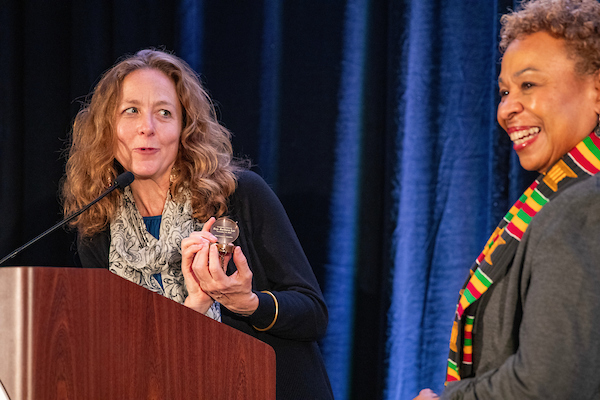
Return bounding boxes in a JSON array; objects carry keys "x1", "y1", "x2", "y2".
[{"x1": 210, "y1": 217, "x2": 239, "y2": 270}]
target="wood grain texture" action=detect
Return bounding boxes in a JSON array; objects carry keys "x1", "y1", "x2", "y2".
[{"x1": 0, "y1": 267, "x2": 275, "y2": 400}]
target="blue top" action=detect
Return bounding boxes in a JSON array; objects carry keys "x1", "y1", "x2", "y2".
[
  {"x1": 143, "y1": 215, "x2": 162, "y2": 239},
  {"x1": 143, "y1": 215, "x2": 163, "y2": 289}
]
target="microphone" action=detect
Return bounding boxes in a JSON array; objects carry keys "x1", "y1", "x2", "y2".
[{"x1": 0, "y1": 171, "x2": 134, "y2": 265}]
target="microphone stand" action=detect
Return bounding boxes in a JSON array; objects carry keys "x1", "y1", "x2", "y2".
[{"x1": 0, "y1": 172, "x2": 134, "y2": 265}]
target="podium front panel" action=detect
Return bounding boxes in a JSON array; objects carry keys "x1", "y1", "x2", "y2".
[{"x1": 0, "y1": 267, "x2": 276, "y2": 400}]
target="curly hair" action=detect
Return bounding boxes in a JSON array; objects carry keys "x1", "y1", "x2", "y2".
[
  {"x1": 500, "y1": 0, "x2": 600, "y2": 75},
  {"x1": 61, "y1": 49, "x2": 243, "y2": 237}
]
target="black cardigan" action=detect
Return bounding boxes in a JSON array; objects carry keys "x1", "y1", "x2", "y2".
[{"x1": 77, "y1": 170, "x2": 334, "y2": 400}]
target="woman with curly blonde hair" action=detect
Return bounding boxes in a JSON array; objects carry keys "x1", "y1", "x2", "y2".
[
  {"x1": 62, "y1": 49, "x2": 237, "y2": 237},
  {"x1": 62, "y1": 49, "x2": 333, "y2": 400},
  {"x1": 415, "y1": 0, "x2": 600, "y2": 398}
]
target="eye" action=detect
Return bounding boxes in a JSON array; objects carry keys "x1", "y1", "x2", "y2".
[
  {"x1": 521, "y1": 82, "x2": 535, "y2": 90},
  {"x1": 499, "y1": 89, "x2": 509, "y2": 98},
  {"x1": 124, "y1": 107, "x2": 138, "y2": 114},
  {"x1": 159, "y1": 109, "x2": 172, "y2": 117}
]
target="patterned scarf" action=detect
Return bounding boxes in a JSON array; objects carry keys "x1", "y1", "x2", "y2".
[
  {"x1": 109, "y1": 186, "x2": 221, "y2": 320},
  {"x1": 446, "y1": 131, "x2": 600, "y2": 383}
]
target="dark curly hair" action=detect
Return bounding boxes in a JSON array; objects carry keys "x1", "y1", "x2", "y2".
[{"x1": 500, "y1": 0, "x2": 600, "y2": 75}]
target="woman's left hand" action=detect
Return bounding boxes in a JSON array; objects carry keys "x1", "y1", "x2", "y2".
[
  {"x1": 190, "y1": 240, "x2": 259, "y2": 316},
  {"x1": 181, "y1": 225, "x2": 216, "y2": 314}
]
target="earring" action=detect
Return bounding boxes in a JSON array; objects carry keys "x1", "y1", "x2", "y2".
[
  {"x1": 107, "y1": 170, "x2": 116, "y2": 186},
  {"x1": 170, "y1": 166, "x2": 178, "y2": 183}
]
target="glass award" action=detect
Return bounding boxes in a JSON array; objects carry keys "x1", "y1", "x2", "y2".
[{"x1": 210, "y1": 217, "x2": 239, "y2": 254}]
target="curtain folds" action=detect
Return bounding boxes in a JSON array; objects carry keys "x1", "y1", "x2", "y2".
[
  {"x1": 321, "y1": 1, "x2": 368, "y2": 399},
  {"x1": 1, "y1": 1, "x2": 541, "y2": 398},
  {"x1": 257, "y1": 0, "x2": 283, "y2": 186},
  {"x1": 178, "y1": 0, "x2": 205, "y2": 73},
  {"x1": 387, "y1": 1, "x2": 502, "y2": 396}
]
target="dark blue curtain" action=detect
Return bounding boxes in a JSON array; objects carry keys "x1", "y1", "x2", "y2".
[{"x1": 0, "y1": 1, "x2": 538, "y2": 399}]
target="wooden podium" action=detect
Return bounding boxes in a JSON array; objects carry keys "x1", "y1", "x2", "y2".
[{"x1": 0, "y1": 267, "x2": 276, "y2": 400}]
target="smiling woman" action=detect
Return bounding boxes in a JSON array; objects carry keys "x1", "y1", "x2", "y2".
[
  {"x1": 413, "y1": 0, "x2": 600, "y2": 399},
  {"x1": 497, "y1": 31, "x2": 600, "y2": 172},
  {"x1": 60, "y1": 49, "x2": 333, "y2": 400}
]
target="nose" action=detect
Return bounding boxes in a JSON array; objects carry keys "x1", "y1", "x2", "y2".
[
  {"x1": 497, "y1": 93, "x2": 524, "y2": 123},
  {"x1": 137, "y1": 113, "x2": 155, "y2": 136}
]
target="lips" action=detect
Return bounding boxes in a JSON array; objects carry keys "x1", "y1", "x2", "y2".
[
  {"x1": 507, "y1": 126, "x2": 540, "y2": 149},
  {"x1": 135, "y1": 147, "x2": 158, "y2": 151}
]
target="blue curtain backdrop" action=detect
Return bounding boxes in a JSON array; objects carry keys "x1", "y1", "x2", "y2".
[{"x1": 0, "y1": 0, "x2": 538, "y2": 399}]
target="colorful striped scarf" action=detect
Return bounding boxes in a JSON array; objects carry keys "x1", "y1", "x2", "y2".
[{"x1": 446, "y1": 131, "x2": 600, "y2": 383}]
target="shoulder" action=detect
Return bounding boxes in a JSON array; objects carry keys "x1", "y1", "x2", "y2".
[
  {"x1": 234, "y1": 170, "x2": 276, "y2": 200},
  {"x1": 236, "y1": 169, "x2": 270, "y2": 189},
  {"x1": 534, "y1": 174, "x2": 600, "y2": 226},
  {"x1": 230, "y1": 170, "x2": 290, "y2": 225},
  {"x1": 553, "y1": 173, "x2": 599, "y2": 202},
  {"x1": 524, "y1": 174, "x2": 600, "y2": 266}
]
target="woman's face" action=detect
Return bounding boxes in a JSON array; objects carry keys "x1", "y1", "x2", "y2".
[
  {"x1": 497, "y1": 31, "x2": 600, "y2": 172},
  {"x1": 114, "y1": 68, "x2": 183, "y2": 184}
]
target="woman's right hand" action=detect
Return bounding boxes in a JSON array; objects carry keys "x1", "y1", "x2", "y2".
[
  {"x1": 181, "y1": 218, "x2": 219, "y2": 314},
  {"x1": 412, "y1": 389, "x2": 439, "y2": 400}
]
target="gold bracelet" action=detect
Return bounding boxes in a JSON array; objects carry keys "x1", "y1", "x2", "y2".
[{"x1": 252, "y1": 290, "x2": 279, "y2": 332}]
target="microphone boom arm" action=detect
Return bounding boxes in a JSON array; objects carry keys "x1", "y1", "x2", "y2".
[{"x1": 0, "y1": 172, "x2": 134, "y2": 265}]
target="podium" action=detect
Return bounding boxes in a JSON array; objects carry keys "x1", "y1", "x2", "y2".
[{"x1": 0, "y1": 267, "x2": 276, "y2": 400}]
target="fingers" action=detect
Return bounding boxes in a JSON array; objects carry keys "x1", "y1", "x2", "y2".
[
  {"x1": 417, "y1": 389, "x2": 439, "y2": 399},
  {"x1": 191, "y1": 240, "x2": 211, "y2": 278},
  {"x1": 189, "y1": 244, "x2": 227, "y2": 303},
  {"x1": 232, "y1": 246, "x2": 252, "y2": 280},
  {"x1": 187, "y1": 230, "x2": 217, "y2": 244},
  {"x1": 201, "y1": 217, "x2": 217, "y2": 234},
  {"x1": 181, "y1": 218, "x2": 219, "y2": 272},
  {"x1": 185, "y1": 241, "x2": 210, "y2": 286},
  {"x1": 217, "y1": 246, "x2": 257, "y2": 315},
  {"x1": 189, "y1": 242, "x2": 253, "y2": 310},
  {"x1": 181, "y1": 237, "x2": 205, "y2": 270},
  {"x1": 181, "y1": 241, "x2": 215, "y2": 314},
  {"x1": 184, "y1": 217, "x2": 219, "y2": 248},
  {"x1": 191, "y1": 243, "x2": 228, "y2": 301}
]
